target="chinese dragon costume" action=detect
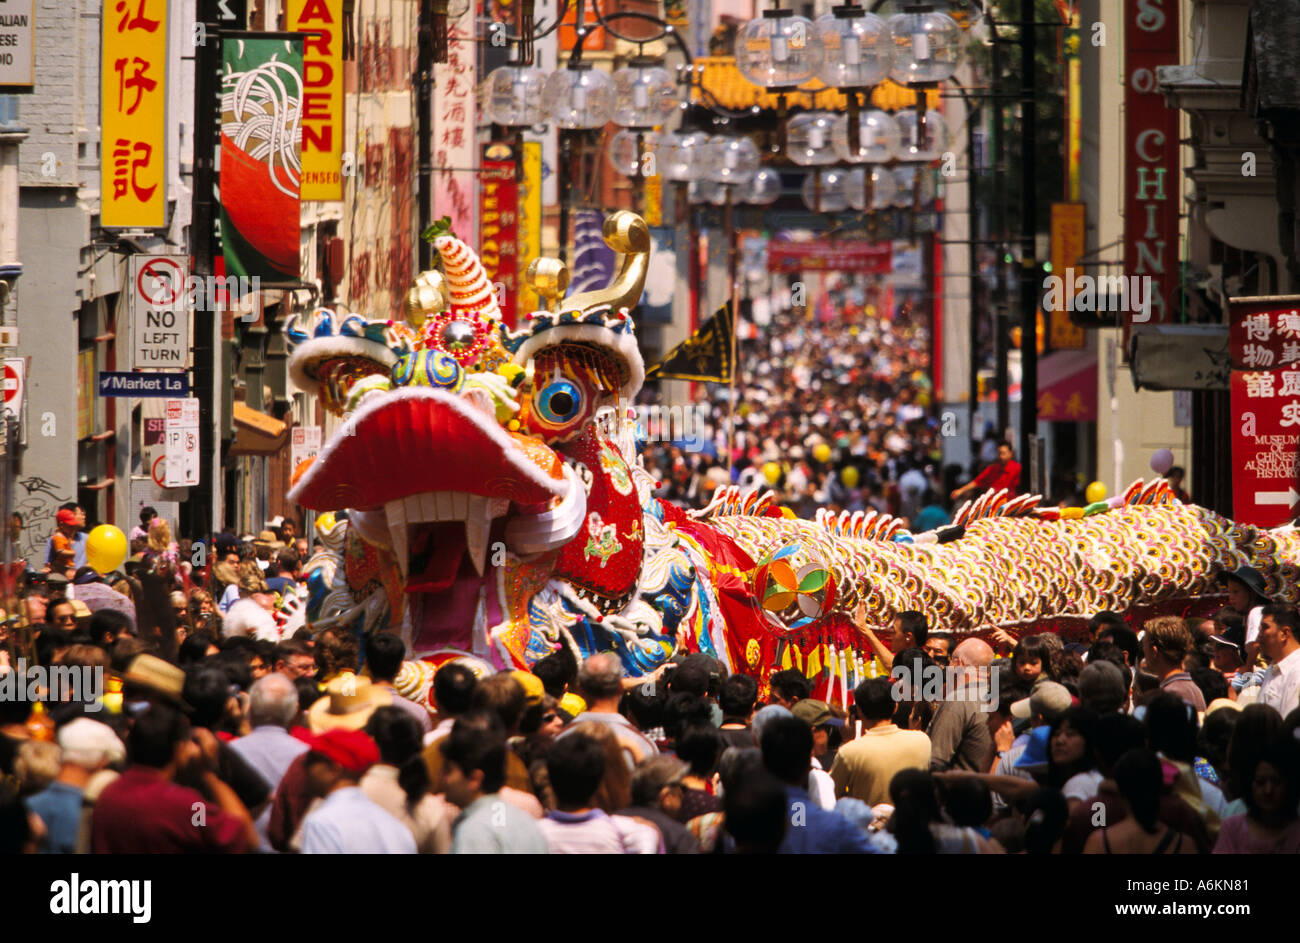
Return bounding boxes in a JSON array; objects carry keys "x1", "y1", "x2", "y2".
[{"x1": 284, "y1": 211, "x2": 1300, "y2": 707}]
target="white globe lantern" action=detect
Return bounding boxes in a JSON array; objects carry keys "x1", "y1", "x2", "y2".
[
  {"x1": 892, "y1": 164, "x2": 936, "y2": 207},
  {"x1": 689, "y1": 178, "x2": 728, "y2": 205},
  {"x1": 607, "y1": 128, "x2": 662, "y2": 177},
  {"x1": 542, "y1": 65, "x2": 616, "y2": 129},
  {"x1": 895, "y1": 108, "x2": 947, "y2": 161},
  {"x1": 814, "y1": 9, "x2": 891, "y2": 89},
  {"x1": 735, "y1": 11, "x2": 824, "y2": 88},
  {"x1": 611, "y1": 64, "x2": 679, "y2": 127},
  {"x1": 701, "y1": 135, "x2": 761, "y2": 185},
  {"x1": 742, "y1": 166, "x2": 783, "y2": 205},
  {"x1": 484, "y1": 64, "x2": 547, "y2": 126},
  {"x1": 845, "y1": 167, "x2": 898, "y2": 211},
  {"x1": 660, "y1": 131, "x2": 706, "y2": 182},
  {"x1": 887, "y1": 10, "x2": 962, "y2": 85},
  {"x1": 802, "y1": 168, "x2": 852, "y2": 213},
  {"x1": 831, "y1": 109, "x2": 900, "y2": 163},
  {"x1": 786, "y1": 111, "x2": 839, "y2": 166}
]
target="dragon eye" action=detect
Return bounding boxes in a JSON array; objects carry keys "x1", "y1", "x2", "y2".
[{"x1": 535, "y1": 379, "x2": 583, "y2": 424}]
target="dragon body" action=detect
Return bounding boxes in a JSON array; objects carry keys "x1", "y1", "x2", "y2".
[{"x1": 283, "y1": 211, "x2": 1300, "y2": 707}]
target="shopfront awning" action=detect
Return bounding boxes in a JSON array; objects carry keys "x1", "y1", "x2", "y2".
[
  {"x1": 695, "y1": 56, "x2": 941, "y2": 113},
  {"x1": 230, "y1": 401, "x2": 289, "y2": 456},
  {"x1": 1036, "y1": 349, "x2": 1098, "y2": 422},
  {"x1": 987, "y1": 349, "x2": 1099, "y2": 421}
]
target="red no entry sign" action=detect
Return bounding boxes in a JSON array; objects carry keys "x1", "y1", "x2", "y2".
[{"x1": 2, "y1": 363, "x2": 19, "y2": 403}]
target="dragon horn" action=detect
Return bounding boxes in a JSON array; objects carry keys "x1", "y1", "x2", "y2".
[
  {"x1": 560, "y1": 211, "x2": 651, "y2": 315},
  {"x1": 434, "y1": 234, "x2": 502, "y2": 321}
]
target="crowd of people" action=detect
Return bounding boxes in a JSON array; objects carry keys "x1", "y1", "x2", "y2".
[
  {"x1": 2, "y1": 549, "x2": 1299, "y2": 854},
  {"x1": 642, "y1": 293, "x2": 953, "y2": 525},
  {"x1": 4, "y1": 503, "x2": 315, "y2": 659}
]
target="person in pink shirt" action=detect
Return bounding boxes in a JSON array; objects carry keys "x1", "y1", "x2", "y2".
[{"x1": 1214, "y1": 740, "x2": 1300, "y2": 853}]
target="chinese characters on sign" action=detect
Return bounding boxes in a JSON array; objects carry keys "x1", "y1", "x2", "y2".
[
  {"x1": 287, "y1": 0, "x2": 343, "y2": 201},
  {"x1": 517, "y1": 141, "x2": 543, "y2": 315},
  {"x1": 1048, "y1": 203, "x2": 1087, "y2": 349},
  {"x1": 432, "y1": 4, "x2": 477, "y2": 241},
  {"x1": 767, "y1": 241, "x2": 892, "y2": 275},
  {"x1": 481, "y1": 146, "x2": 518, "y2": 327},
  {"x1": 1230, "y1": 297, "x2": 1300, "y2": 526},
  {"x1": 100, "y1": 0, "x2": 167, "y2": 227}
]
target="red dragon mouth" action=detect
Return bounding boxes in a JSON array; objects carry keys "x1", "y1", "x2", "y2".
[{"x1": 287, "y1": 387, "x2": 586, "y2": 647}]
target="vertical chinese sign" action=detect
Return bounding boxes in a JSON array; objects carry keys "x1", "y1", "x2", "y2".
[
  {"x1": 433, "y1": 3, "x2": 477, "y2": 242},
  {"x1": 101, "y1": 0, "x2": 167, "y2": 228},
  {"x1": 287, "y1": 0, "x2": 343, "y2": 201},
  {"x1": 481, "y1": 143, "x2": 519, "y2": 328},
  {"x1": 1048, "y1": 203, "x2": 1086, "y2": 350},
  {"x1": 1229, "y1": 296, "x2": 1300, "y2": 527},
  {"x1": 517, "y1": 141, "x2": 543, "y2": 315},
  {"x1": 1123, "y1": 0, "x2": 1180, "y2": 348},
  {"x1": 220, "y1": 34, "x2": 304, "y2": 281}
]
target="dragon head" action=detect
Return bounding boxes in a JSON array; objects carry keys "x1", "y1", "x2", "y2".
[{"x1": 286, "y1": 212, "x2": 658, "y2": 670}]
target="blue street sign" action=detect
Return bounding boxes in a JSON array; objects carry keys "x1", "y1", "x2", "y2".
[{"x1": 97, "y1": 371, "x2": 189, "y2": 398}]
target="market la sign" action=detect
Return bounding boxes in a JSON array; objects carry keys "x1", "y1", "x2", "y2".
[{"x1": 1123, "y1": 0, "x2": 1180, "y2": 348}]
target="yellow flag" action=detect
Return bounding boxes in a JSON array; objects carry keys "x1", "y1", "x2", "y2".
[{"x1": 806, "y1": 644, "x2": 822, "y2": 679}]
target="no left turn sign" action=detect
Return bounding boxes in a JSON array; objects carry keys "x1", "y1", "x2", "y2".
[{"x1": 137, "y1": 257, "x2": 185, "y2": 309}]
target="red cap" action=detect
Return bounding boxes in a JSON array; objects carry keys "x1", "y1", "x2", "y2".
[
  {"x1": 57, "y1": 509, "x2": 78, "y2": 525},
  {"x1": 304, "y1": 728, "x2": 380, "y2": 774}
]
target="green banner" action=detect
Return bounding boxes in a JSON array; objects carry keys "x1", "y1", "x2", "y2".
[{"x1": 220, "y1": 34, "x2": 303, "y2": 283}]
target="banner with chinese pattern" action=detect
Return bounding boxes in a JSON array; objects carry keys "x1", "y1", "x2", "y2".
[
  {"x1": 220, "y1": 34, "x2": 304, "y2": 281},
  {"x1": 517, "y1": 141, "x2": 543, "y2": 315},
  {"x1": 287, "y1": 0, "x2": 344, "y2": 201},
  {"x1": 1229, "y1": 296, "x2": 1300, "y2": 526},
  {"x1": 433, "y1": 5, "x2": 477, "y2": 243},
  {"x1": 100, "y1": 0, "x2": 168, "y2": 228},
  {"x1": 569, "y1": 210, "x2": 615, "y2": 295},
  {"x1": 481, "y1": 144, "x2": 518, "y2": 328}
]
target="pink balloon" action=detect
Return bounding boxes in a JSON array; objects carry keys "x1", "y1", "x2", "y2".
[{"x1": 1150, "y1": 448, "x2": 1174, "y2": 475}]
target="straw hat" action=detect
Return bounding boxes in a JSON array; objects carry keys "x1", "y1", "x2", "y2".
[
  {"x1": 307, "y1": 673, "x2": 393, "y2": 733},
  {"x1": 121, "y1": 654, "x2": 189, "y2": 711},
  {"x1": 254, "y1": 529, "x2": 285, "y2": 552}
]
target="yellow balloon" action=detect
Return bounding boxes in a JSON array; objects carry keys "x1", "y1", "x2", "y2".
[
  {"x1": 85, "y1": 524, "x2": 128, "y2": 575},
  {"x1": 812, "y1": 443, "x2": 831, "y2": 464},
  {"x1": 762, "y1": 462, "x2": 782, "y2": 485},
  {"x1": 841, "y1": 466, "x2": 860, "y2": 488},
  {"x1": 1084, "y1": 481, "x2": 1107, "y2": 504}
]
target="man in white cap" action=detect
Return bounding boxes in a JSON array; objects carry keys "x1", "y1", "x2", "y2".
[{"x1": 25, "y1": 718, "x2": 125, "y2": 853}]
